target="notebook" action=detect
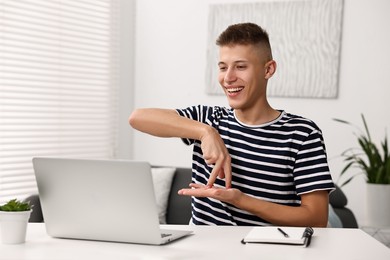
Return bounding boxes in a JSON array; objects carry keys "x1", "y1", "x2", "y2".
[
  {"x1": 32, "y1": 157, "x2": 193, "y2": 245},
  {"x1": 241, "y1": 226, "x2": 314, "y2": 247}
]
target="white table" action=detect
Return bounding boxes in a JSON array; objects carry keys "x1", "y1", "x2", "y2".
[
  {"x1": 1, "y1": 223, "x2": 390, "y2": 260},
  {"x1": 362, "y1": 226, "x2": 390, "y2": 248}
]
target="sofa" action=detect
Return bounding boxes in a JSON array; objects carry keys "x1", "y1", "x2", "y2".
[
  {"x1": 25, "y1": 167, "x2": 357, "y2": 228},
  {"x1": 329, "y1": 184, "x2": 358, "y2": 228}
]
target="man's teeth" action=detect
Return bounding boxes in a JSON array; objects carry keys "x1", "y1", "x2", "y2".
[{"x1": 227, "y1": 87, "x2": 243, "y2": 93}]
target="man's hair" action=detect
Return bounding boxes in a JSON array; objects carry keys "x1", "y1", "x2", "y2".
[{"x1": 216, "y1": 23, "x2": 272, "y2": 59}]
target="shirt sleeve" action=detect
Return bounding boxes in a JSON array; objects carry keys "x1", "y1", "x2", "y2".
[
  {"x1": 175, "y1": 105, "x2": 210, "y2": 146},
  {"x1": 293, "y1": 127, "x2": 335, "y2": 195}
]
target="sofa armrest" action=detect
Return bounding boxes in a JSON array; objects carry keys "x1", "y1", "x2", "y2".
[
  {"x1": 329, "y1": 185, "x2": 358, "y2": 228},
  {"x1": 166, "y1": 167, "x2": 192, "y2": 224},
  {"x1": 24, "y1": 194, "x2": 44, "y2": 223}
]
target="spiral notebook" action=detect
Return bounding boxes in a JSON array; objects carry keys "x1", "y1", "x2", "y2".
[{"x1": 241, "y1": 226, "x2": 314, "y2": 247}]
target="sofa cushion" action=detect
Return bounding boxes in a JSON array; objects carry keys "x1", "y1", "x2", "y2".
[
  {"x1": 166, "y1": 167, "x2": 192, "y2": 225},
  {"x1": 151, "y1": 167, "x2": 176, "y2": 224},
  {"x1": 329, "y1": 185, "x2": 348, "y2": 208},
  {"x1": 328, "y1": 204, "x2": 343, "y2": 228}
]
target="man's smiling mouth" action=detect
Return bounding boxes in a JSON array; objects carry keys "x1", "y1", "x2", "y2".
[{"x1": 226, "y1": 87, "x2": 244, "y2": 94}]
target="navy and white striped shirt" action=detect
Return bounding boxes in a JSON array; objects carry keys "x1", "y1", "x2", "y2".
[{"x1": 176, "y1": 105, "x2": 335, "y2": 226}]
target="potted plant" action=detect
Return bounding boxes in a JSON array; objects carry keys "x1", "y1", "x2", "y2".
[
  {"x1": 334, "y1": 114, "x2": 390, "y2": 227},
  {"x1": 0, "y1": 199, "x2": 32, "y2": 244}
]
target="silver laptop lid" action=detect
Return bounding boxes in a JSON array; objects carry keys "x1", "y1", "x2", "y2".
[{"x1": 32, "y1": 157, "x2": 165, "y2": 244}]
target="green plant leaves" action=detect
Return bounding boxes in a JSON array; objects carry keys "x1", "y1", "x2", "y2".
[
  {"x1": 334, "y1": 114, "x2": 390, "y2": 186},
  {"x1": 0, "y1": 199, "x2": 31, "y2": 211}
]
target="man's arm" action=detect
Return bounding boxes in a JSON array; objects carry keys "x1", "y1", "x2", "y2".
[
  {"x1": 129, "y1": 108, "x2": 205, "y2": 138},
  {"x1": 179, "y1": 184, "x2": 329, "y2": 227},
  {"x1": 237, "y1": 189, "x2": 329, "y2": 227},
  {"x1": 129, "y1": 108, "x2": 232, "y2": 187}
]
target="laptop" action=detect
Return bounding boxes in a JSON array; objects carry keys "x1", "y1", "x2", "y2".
[{"x1": 32, "y1": 157, "x2": 193, "y2": 245}]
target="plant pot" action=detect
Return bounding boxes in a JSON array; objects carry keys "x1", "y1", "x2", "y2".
[
  {"x1": 0, "y1": 210, "x2": 32, "y2": 244},
  {"x1": 366, "y1": 183, "x2": 390, "y2": 227}
]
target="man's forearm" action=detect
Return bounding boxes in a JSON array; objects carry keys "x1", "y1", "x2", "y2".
[
  {"x1": 232, "y1": 190, "x2": 329, "y2": 227},
  {"x1": 129, "y1": 108, "x2": 210, "y2": 140}
]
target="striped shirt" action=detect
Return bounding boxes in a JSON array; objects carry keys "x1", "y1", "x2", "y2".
[{"x1": 176, "y1": 105, "x2": 335, "y2": 226}]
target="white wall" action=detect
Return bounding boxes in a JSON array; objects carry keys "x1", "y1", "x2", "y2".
[
  {"x1": 117, "y1": 0, "x2": 136, "y2": 160},
  {"x1": 126, "y1": 0, "x2": 390, "y2": 226}
]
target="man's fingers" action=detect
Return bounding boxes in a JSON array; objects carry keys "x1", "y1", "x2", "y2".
[
  {"x1": 205, "y1": 159, "x2": 214, "y2": 166},
  {"x1": 218, "y1": 170, "x2": 225, "y2": 179},
  {"x1": 207, "y1": 159, "x2": 232, "y2": 189},
  {"x1": 189, "y1": 183, "x2": 205, "y2": 189},
  {"x1": 223, "y1": 159, "x2": 232, "y2": 189},
  {"x1": 224, "y1": 170, "x2": 232, "y2": 189},
  {"x1": 207, "y1": 160, "x2": 222, "y2": 187}
]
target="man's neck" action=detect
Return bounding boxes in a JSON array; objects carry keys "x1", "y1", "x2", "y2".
[{"x1": 234, "y1": 104, "x2": 280, "y2": 126}]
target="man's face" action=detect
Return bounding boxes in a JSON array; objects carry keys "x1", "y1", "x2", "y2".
[{"x1": 218, "y1": 44, "x2": 269, "y2": 111}]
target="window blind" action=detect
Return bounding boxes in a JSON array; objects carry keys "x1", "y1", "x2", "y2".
[{"x1": 0, "y1": 0, "x2": 120, "y2": 204}]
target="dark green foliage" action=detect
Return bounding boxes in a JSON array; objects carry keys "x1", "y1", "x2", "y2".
[{"x1": 334, "y1": 114, "x2": 390, "y2": 186}]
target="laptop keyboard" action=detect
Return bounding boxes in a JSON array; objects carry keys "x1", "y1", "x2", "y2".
[{"x1": 161, "y1": 233, "x2": 172, "y2": 238}]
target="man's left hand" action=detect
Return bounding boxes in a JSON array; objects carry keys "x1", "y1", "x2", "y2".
[{"x1": 178, "y1": 183, "x2": 241, "y2": 204}]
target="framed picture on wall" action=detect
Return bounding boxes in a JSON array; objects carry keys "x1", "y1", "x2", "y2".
[{"x1": 206, "y1": 0, "x2": 344, "y2": 99}]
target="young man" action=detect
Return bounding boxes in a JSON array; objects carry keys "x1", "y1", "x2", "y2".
[{"x1": 129, "y1": 23, "x2": 334, "y2": 227}]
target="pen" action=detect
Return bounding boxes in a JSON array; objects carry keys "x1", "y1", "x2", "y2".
[{"x1": 277, "y1": 227, "x2": 289, "y2": 238}]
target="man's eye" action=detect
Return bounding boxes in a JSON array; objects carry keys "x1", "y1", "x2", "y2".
[
  {"x1": 237, "y1": 65, "x2": 247, "y2": 70},
  {"x1": 219, "y1": 66, "x2": 227, "y2": 71}
]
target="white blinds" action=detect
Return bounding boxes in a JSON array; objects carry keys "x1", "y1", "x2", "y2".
[{"x1": 0, "y1": 0, "x2": 120, "y2": 204}]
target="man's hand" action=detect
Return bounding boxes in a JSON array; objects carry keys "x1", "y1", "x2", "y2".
[
  {"x1": 178, "y1": 183, "x2": 242, "y2": 204},
  {"x1": 130, "y1": 108, "x2": 232, "y2": 188},
  {"x1": 178, "y1": 184, "x2": 330, "y2": 227},
  {"x1": 200, "y1": 127, "x2": 232, "y2": 188}
]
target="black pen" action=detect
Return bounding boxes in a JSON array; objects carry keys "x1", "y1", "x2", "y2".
[{"x1": 277, "y1": 227, "x2": 289, "y2": 238}]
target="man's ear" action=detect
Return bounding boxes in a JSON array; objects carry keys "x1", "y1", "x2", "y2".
[{"x1": 264, "y1": 60, "x2": 276, "y2": 79}]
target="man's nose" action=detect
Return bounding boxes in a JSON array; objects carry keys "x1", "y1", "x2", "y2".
[{"x1": 224, "y1": 68, "x2": 237, "y2": 83}]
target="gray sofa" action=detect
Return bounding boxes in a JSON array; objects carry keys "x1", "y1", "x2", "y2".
[
  {"x1": 329, "y1": 184, "x2": 358, "y2": 228},
  {"x1": 25, "y1": 167, "x2": 357, "y2": 228}
]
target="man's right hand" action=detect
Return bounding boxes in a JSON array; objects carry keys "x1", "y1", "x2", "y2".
[
  {"x1": 130, "y1": 108, "x2": 232, "y2": 188},
  {"x1": 200, "y1": 127, "x2": 232, "y2": 188}
]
